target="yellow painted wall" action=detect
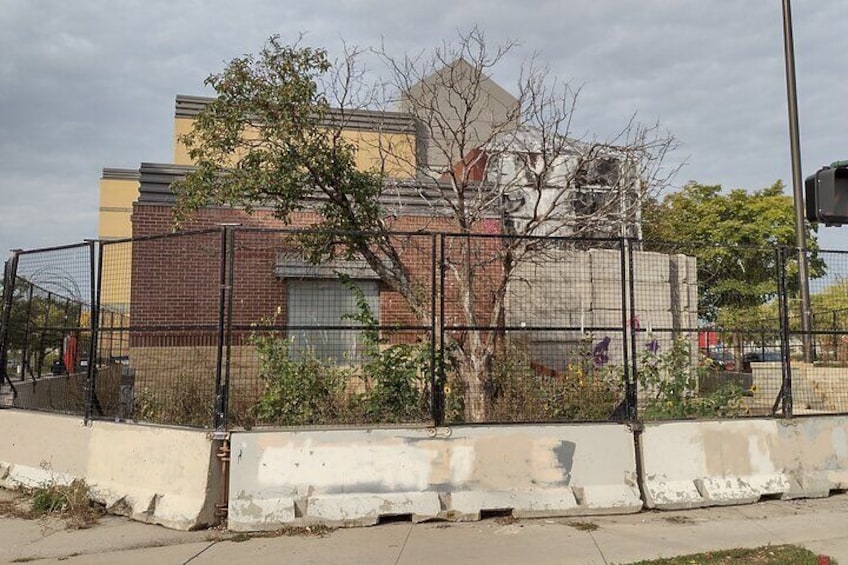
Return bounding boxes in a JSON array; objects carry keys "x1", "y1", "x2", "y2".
[
  {"x1": 173, "y1": 117, "x2": 195, "y2": 165},
  {"x1": 99, "y1": 177, "x2": 139, "y2": 239},
  {"x1": 174, "y1": 117, "x2": 418, "y2": 178},
  {"x1": 99, "y1": 177, "x2": 138, "y2": 312},
  {"x1": 344, "y1": 129, "x2": 416, "y2": 178}
]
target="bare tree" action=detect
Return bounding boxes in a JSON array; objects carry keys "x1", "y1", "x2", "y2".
[{"x1": 366, "y1": 29, "x2": 677, "y2": 420}]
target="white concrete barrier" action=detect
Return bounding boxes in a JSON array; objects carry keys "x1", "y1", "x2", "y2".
[
  {"x1": 0, "y1": 410, "x2": 219, "y2": 530},
  {"x1": 228, "y1": 423, "x2": 641, "y2": 531},
  {"x1": 640, "y1": 416, "x2": 848, "y2": 510}
]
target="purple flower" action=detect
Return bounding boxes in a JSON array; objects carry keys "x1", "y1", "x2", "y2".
[
  {"x1": 646, "y1": 339, "x2": 660, "y2": 355},
  {"x1": 593, "y1": 336, "x2": 611, "y2": 367}
]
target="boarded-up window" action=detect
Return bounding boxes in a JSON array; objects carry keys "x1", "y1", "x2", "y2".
[{"x1": 286, "y1": 279, "x2": 379, "y2": 363}]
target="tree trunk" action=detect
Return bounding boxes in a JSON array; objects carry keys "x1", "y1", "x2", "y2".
[{"x1": 454, "y1": 328, "x2": 496, "y2": 422}]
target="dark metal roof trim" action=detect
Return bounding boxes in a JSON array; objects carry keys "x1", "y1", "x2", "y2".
[
  {"x1": 137, "y1": 163, "x2": 195, "y2": 204},
  {"x1": 175, "y1": 95, "x2": 417, "y2": 134},
  {"x1": 101, "y1": 168, "x2": 141, "y2": 181},
  {"x1": 136, "y1": 162, "x2": 499, "y2": 219},
  {"x1": 274, "y1": 255, "x2": 380, "y2": 280}
]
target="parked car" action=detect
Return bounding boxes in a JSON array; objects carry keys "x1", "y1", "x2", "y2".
[
  {"x1": 706, "y1": 350, "x2": 736, "y2": 372},
  {"x1": 742, "y1": 351, "x2": 782, "y2": 373}
]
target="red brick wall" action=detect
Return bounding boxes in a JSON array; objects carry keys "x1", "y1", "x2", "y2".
[{"x1": 130, "y1": 204, "x2": 504, "y2": 339}]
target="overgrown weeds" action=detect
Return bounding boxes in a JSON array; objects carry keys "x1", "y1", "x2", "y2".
[
  {"x1": 134, "y1": 372, "x2": 215, "y2": 428},
  {"x1": 486, "y1": 335, "x2": 624, "y2": 423},
  {"x1": 2, "y1": 480, "x2": 103, "y2": 529}
]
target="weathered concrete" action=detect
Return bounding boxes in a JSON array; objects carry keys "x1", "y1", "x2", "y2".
[
  {"x1": 641, "y1": 416, "x2": 848, "y2": 510},
  {"x1": 6, "y1": 492, "x2": 848, "y2": 565},
  {"x1": 506, "y1": 248, "x2": 699, "y2": 370},
  {"x1": 228, "y1": 423, "x2": 641, "y2": 531},
  {"x1": 0, "y1": 409, "x2": 219, "y2": 530}
]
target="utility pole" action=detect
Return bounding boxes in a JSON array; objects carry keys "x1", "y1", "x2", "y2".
[{"x1": 781, "y1": 0, "x2": 814, "y2": 362}]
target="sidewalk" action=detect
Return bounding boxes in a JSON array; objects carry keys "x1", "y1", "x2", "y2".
[{"x1": 2, "y1": 491, "x2": 847, "y2": 564}]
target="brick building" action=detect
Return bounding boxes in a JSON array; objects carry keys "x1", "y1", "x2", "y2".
[{"x1": 95, "y1": 60, "x2": 682, "y2": 407}]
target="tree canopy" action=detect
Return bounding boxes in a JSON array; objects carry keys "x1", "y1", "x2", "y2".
[{"x1": 642, "y1": 181, "x2": 824, "y2": 322}]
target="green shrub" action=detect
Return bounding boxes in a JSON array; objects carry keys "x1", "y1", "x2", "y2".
[
  {"x1": 250, "y1": 334, "x2": 347, "y2": 426},
  {"x1": 360, "y1": 341, "x2": 430, "y2": 423},
  {"x1": 639, "y1": 336, "x2": 746, "y2": 420},
  {"x1": 249, "y1": 277, "x2": 430, "y2": 426}
]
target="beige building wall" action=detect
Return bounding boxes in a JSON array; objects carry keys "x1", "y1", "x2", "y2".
[
  {"x1": 99, "y1": 170, "x2": 139, "y2": 312},
  {"x1": 99, "y1": 171, "x2": 139, "y2": 239},
  {"x1": 398, "y1": 58, "x2": 520, "y2": 175},
  {"x1": 173, "y1": 117, "x2": 195, "y2": 166},
  {"x1": 174, "y1": 116, "x2": 418, "y2": 178}
]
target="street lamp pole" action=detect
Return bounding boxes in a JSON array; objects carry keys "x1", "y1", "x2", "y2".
[{"x1": 781, "y1": 0, "x2": 814, "y2": 362}]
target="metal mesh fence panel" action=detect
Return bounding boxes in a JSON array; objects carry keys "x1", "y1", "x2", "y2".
[
  {"x1": 97, "y1": 230, "x2": 224, "y2": 428},
  {"x1": 787, "y1": 248, "x2": 848, "y2": 414},
  {"x1": 636, "y1": 240, "x2": 784, "y2": 419},
  {"x1": 441, "y1": 234, "x2": 628, "y2": 424},
  {"x1": 226, "y1": 229, "x2": 436, "y2": 427},
  {"x1": 1, "y1": 243, "x2": 95, "y2": 415},
  {"x1": 5, "y1": 228, "x2": 848, "y2": 428}
]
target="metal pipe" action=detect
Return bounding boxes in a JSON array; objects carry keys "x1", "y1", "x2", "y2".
[
  {"x1": 781, "y1": 0, "x2": 814, "y2": 362},
  {"x1": 215, "y1": 439, "x2": 231, "y2": 522}
]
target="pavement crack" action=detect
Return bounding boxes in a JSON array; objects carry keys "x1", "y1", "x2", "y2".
[
  {"x1": 392, "y1": 524, "x2": 414, "y2": 565},
  {"x1": 182, "y1": 541, "x2": 217, "y2": 564},
  {"x1": 728, "y1": 506, "x2": 777, "y2": 537},
  {"x1": 588, "y1": 531, "x2": 608, "y2": 565}
]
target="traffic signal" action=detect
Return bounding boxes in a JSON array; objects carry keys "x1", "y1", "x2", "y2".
[{"x1": 805, "y1": 163, "x2": 848, "y2": 226}]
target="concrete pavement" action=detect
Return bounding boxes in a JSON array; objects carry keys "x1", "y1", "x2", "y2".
[{"x1": 2, "y1": 491, "x2": 848, "y2": 564}]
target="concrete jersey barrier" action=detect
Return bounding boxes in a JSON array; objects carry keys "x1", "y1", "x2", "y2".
[
  {"x1": 0, "y1": 410, "x2": 219, "y2": 530},
  {"x1": 227, "y1": 423, "x2": 641, "y2": 531},
  {"x1": 640, "y1": 416, "x2": 848, "y2": 509}
]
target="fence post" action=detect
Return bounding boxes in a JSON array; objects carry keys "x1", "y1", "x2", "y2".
[
  {"x1": 222, "y1": 227, "x2": 236, "y2": 430},
  {"x1": 776, "y1": 246, "x2": 793, "y2": 417},
  {"x1": 37, "y1": 291, "x2": 53, "y2": 379},
  {"x1": 21, "y1": 281, "x2": 34, "y2": 380},
  {"x1": 430, "y1": 233, "x2": 443, "y2": 426},
  {"x1": 213, "y1": 227, "x2": 229, "y2": 430},
  {"x1": 84, "y1": 240, "x2": 103, "y2": 422},
  {"x1": 437, "y1": 233, "x2": 447, "y2": 426},
  {"x1": 0, "y1": 252, "x2": 20, "y2": 391},
  {"x1": 621, "y1": 238, "x2": 639, "y2": 420}
]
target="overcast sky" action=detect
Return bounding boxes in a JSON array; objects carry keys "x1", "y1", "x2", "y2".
[{"x1": 1, "y1": 0, "x2": 847, "y2": 257}]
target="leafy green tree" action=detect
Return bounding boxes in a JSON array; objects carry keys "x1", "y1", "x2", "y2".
[{"x1": 642, "y1": 181, "x2": 824, "y2": 322}]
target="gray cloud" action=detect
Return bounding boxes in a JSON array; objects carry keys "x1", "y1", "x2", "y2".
[{"x1": 1, "y1": 0, "x2": 846, "y2": 255}]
